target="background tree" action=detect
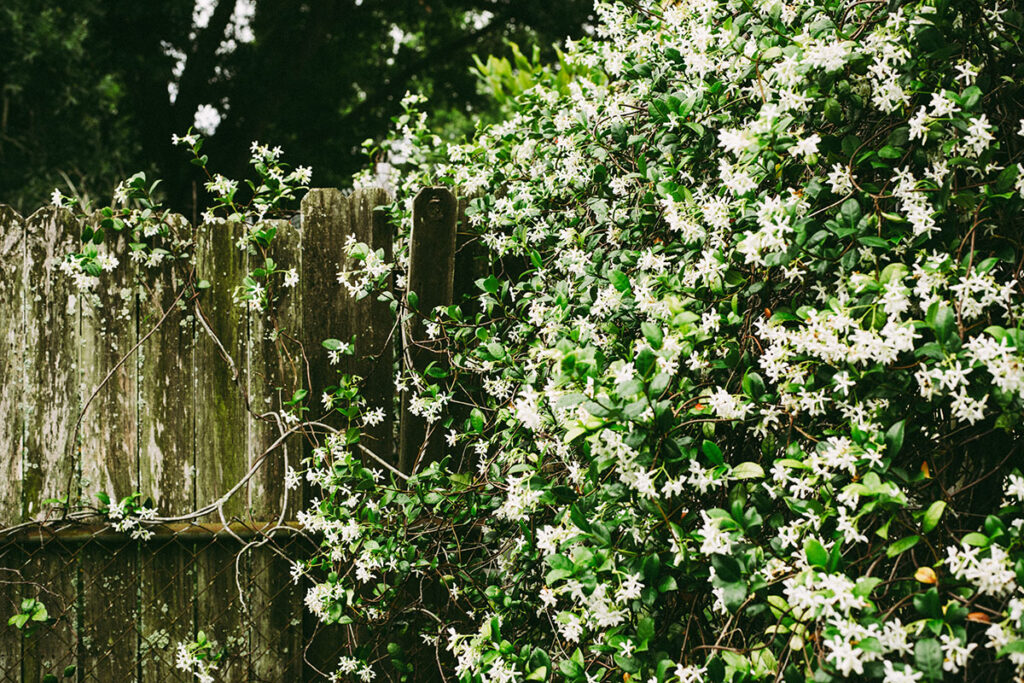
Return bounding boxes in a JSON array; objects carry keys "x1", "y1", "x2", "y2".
[{"x1": 0, "y1": 0, "x2": 592, "y2": 216}]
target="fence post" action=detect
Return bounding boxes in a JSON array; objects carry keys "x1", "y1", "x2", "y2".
[{"x1": 398, "y1": 187, "x2": 457, "y2": 475}]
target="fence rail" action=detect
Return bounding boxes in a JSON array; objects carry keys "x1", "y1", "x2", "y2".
[{"x1": 0, "y1": 186, "x2": 465, "y2": 681}]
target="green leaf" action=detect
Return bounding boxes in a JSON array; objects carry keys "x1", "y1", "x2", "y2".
[
  {"x1": 609, "y1": 269, "x2": 631, "y2": 292},
  {"x1": 804, "y1": 539, "x2": 828, "y2": 568},
  {"x1": 469, "y1": 408, "x2": 485, "y2": 433},
  {"x1": 525, "y1": 666, "x2": 548, "y2": 681},
  {"x1": 741, "y1": 371, "x2": 765, "y2": 398},
  {"x1": 839, "y1": 198, "x2": 861, "y2": 225},
  {"x1": 926, "y1": 302, "x2": 955, "y2": 344},
  {"x1": 641, "y1": 321, "x2": 663, "y2": 349},
  {"x1": 712, "y1": 554, "x2": 741, "y2": 583},
  {"x1": 732, "y1": 462, "x2": 764, "y2": 480},
  {"x1": 886, "y1": 535, "x2": 920, "y2": 557},
  {"x1": 885, "y1": 420, "x2": 905, "y2": 457},
  {"x1": 922, "y1": 501, "x2": 946, "y2": 533},
  {"x1": 998, "y1": 640, "x2": 1024, "y2": 657},
  {"x1": 558, "y1": 658, "x2": 582, "y2": 678},
  {"x1": 961, "y1": 532, "x2": 990, "y2": 547},
  {"x1": 915, "y1": 638, "x2": 943, "y2": 680},
  {"x1": 702, "y1": 440, "x2": 724, "y2": 465},
  {"x1": 569, "y1": 504, "x2": 591, "y2": 533}
]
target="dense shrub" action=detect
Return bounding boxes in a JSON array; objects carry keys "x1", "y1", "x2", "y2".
[{"x1": 308, "y1": 0, "x2": 1024, "y2": 680}]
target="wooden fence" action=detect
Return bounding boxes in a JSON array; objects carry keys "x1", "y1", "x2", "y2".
[{"x1": 0, "y1": 187, "x2": 468, "y2": 681}]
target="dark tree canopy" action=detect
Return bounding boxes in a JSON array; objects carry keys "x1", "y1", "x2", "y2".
[{"x1": 0, "y1": 0, "x2": 592, "y2": 215}]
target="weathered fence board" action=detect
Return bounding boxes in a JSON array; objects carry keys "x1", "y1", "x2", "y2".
[
  {"x1": 246, "y1": 217, "x2": 305, "y2": 681},
  {"x1": 78, "y1": 226, "x2": 140, "y2": 681},
  {"x1": 399, "y1": 187, "x2": 457, "y2": 473},
  {"x1": 0, "y1": 187, "x2": 456, "y2": 681},
  {"x1": 0, "y1": 207, "x2": 23, "y2": 526},
  {"x1": 138, "y1": 216, "x2": 195, "y2": 682},
  {"x1": 195, "y1": 219, "x2": 250, "y2": 682},
  {"x1": 20, "y1": 208, "x2": 81, "y2": 682},
  {"x1": 21, "y1": 208, "x2": 79, "y2": 521},
  {"x1": 0, "y1": 206, "x2": 24, "y2": 676}
]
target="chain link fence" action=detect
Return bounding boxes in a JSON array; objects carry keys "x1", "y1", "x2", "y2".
[{"x1": 0, "y1": 519, "x2": 346, "y2": 682}]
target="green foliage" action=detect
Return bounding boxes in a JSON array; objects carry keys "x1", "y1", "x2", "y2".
[{"x1": 328, "y1": 0, "x2": 1024, "y2": 680}]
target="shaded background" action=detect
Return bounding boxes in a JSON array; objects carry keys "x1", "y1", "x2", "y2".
[{"x1": 0, "y1": 0, "x2": 592, "y2": 217}]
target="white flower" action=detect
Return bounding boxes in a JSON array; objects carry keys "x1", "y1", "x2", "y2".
[
  {"x1": 826, "y1": 163, "x2": 855, "y2": 195},
  {"x1": 964, "y1": 114, "x2": 994, "y2": 156},
  {"x1": 883, "y1": 660, "x2": 923, "y2": 683},
  {"x1": 1005, "y1": 473, "x2": 1024, "y2": 502},
  {"x1": 789, "y1": 133, "x2": 821, "y2": 158},
  {"x1": 51, "y1": 189, "x2": 64, "y2": 207}
]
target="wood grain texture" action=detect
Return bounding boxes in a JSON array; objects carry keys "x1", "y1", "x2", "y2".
[
  {"x1": 0, "y1": 206, "x2": 25, "y2": 683},
  {"x1": 0, "y1": 206, "x2": 24, "y2": 526},
  {"x1": 138, "y1": 215, "x2": 195, "y2": 683},
  {"x1": 20, "y1": 207, "x2": 81, "y2": 682},
  {"x1": 399, "y1": 187, "x2": 457, "y2": 474},
  {"x1": 195, "y1": 220, "x2": 250, "y2": 682},
  {"x1": 77, "y1": 223, "x2": 138, "y2": 682},
  {"x1": 347, "y1": 188, "x2": 395, "y2": 466},
  {"x1": 22, "y1": 207, "x2": 80, "y2": 520},
  {"x1": 247, "y1": 219, "x2": 304, "y2": 681}
]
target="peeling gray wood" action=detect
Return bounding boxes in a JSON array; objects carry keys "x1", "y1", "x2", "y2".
[
  {"x1": 138, "y1": 214, "x2": 194, "y2": 683},
  {"x1": 247, "y1": 218, "x2": 304, "y2": 681},
  {"x1": 195, "y1": 219, "x2": 249, "y2": 522},
  {"x1": 22, "y1": 207, "x2": 80, "y2": 519},
  {"x1": 0, "y1": 206, "x2": 24, "y2": 526},
  {"x1": 0, "y1": 206, "x2": 25, "y2": 674},
  {"x1": 77, "y1": 220, "x2": 139, "y2": 681},
  {"x1": 195, "y1": 219, "x2": 250, "y2": 683},
  {"x1": 20, "y1": 207, "x2": 81, "y2": 681}
]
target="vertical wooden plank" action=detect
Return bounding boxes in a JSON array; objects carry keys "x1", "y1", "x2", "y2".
[
  {"x1": 77, "y1": 225, "x2": 139, "y2": 682},
  {"x1": 300, "y1": 187, "x2": 395, "y2": 461},
  {"x1": 195, "y1": 218, "x2": 249, "y2": 521},
  {"x1": 299, "y1": 188, "x2": 395, "y2": 678},
  {"x1": 300, "y1": 189, "x2": 349, "y2": 444},
  {"x1": 138, "y1": 215, "x2": 195, "y2": 683},
  {"x1": 247, "y1": 218, "x2": 304, "y2": 681},
  {"x1": 21, "y1": 206, "x2": 81, "y2": 682},
  {"x1": 195, "y1": 219, "x2": 249, "y2": 682},
  {"x1": 300, "y1": 187, "x2": 396, "y2": 452},
  {"x1": 298, "y1": 189, "x2": 349, "y2": 678},
  {"x1": 347, "y1": 188, "x2": 395, "y2": 463},
  {"x1": 449, "y1": 194, "x2": 489, "y2": 473},
  {"x1": 0, "y1": 205, "x2": 24, "y2": 681},
  {"x1": 0, "y1": 207, "x2": 24, "y2": 524},
  {"x1": 398, "y1": 187, "x2": 457, "y2": 474}
]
